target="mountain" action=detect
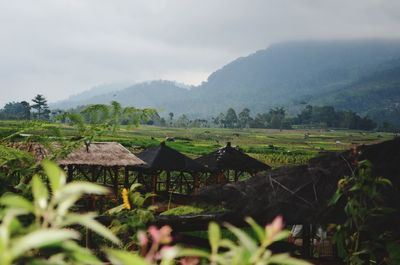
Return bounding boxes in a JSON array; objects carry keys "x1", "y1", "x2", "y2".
[
  {"x1": 53, "y1": 40, "x2": 400, "y2": 125},
  {"x1": 52, "y1": 80, "x2": 191, "y2": 111},
  {"x1": 52, "y1": 82, "x2": 132, "y2": 109}
]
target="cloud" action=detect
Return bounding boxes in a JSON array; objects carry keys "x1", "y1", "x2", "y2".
[{"x1": 0, "y1": 0, "x2": 400, "y2": 106}]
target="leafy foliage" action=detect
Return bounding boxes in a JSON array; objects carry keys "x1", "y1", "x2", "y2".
[
  {"x1": 330, "y1": 160, "x2": 400, "y2": 264},
  {"x1": 0, "y1": 160, "x2": 119, "y2": 265},
  {"x1": 107, "y1": 184, "x2": 156, "y2": 249}
]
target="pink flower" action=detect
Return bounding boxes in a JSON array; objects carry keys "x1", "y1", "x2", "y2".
[
  {"x1": 265, "y1": 215, "x2": 284, "y2": 241},
  {"x1": 137, "y1": 231, "x2": 148, "y2": 247},
  {"x1": 148, "y1": 225, "x2": 173, "y2": 245}
]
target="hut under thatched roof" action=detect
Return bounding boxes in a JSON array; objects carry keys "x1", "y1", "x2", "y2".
[
  {"x1": 196, "y1": 137, "x2": 400, "y2": 225},
  {"x1": 137, "y1": 142, "x2": 205, "y2": 172},
  {"x1": 195, "y1": 142, "x2": 271, "y2": 172},
  {"x1": 59, "y1": 142, "x2": 147, "y2": 195},
  {"x1": 137, "y1": 142, "x2": 206, "y2": 194},
  {"x1": 59, "y1": 142, "x2": 146, "y2": 167},
  {"x1": 195, "y1": 142, "x2": 271, "y2": 183}
]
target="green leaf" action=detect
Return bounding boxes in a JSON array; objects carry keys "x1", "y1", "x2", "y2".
[
  {"x1": 129, "y1": 183, "x2": 142, "y2": 192},
  {"x1": 376, "y1": 177, "x2": 392, "y2": 186},
  {"x1": 208, "y1": 222, "x2": 220, "y2": 253},
  {"x1": 32, "y1": 175, "x2": 48, "y2": 210},
  {"x1": 63, "y1": 213, "x2": 120, "y2": 245},
  {"x1": 106, "y1": 249, "x2": 150, "y2": 265},
  {"x1": 41, "y1": 160, "x2": 65, "y2": 193},
  {"x1": 0, "y1": 194, "x2": 34, "y2": 213},
  {"x1": 245, "y1": 217, "x2": 265, "y2": 242},
  {"x1": 268, "y1": 253, "x2": 312, "y2": 265},
  {"x1": 225, "y1": 223, "x2": 257, "y2": 252},
  {"x1": 328, "y1": 190, "x2": 342, "y2": 206},
  {"x1": 10, "y1": 229, "x2": 80, "y2": 258},
  {"x1": 177, "y1": 248, "x2": 210, "y2": 258},
  {"x1": 62, "y1": 241, "x2": 102, "y2": 265},
  {"x1": 61, "y1": 182, "x2": 109, "y2": 197},
  {"x1": 105, "y1": 205, "x2": 125, "y2": 215}
]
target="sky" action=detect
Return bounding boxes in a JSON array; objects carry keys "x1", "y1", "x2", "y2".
[{"x1": 1, "y1": 0, "x2": 400, "y2": 106}]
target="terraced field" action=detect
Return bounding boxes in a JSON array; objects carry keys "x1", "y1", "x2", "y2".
[{"x1": 0, "y1": 120, "x2": 394, "y2": 167}]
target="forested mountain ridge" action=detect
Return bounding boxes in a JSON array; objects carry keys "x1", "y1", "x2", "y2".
[{"x1": 52, "y1": 40, "x2": 400, "y2": 125}]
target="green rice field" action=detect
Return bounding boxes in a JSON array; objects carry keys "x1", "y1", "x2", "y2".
[{"x1": 0, "y1": 120, "x2": 394, "y2": 168}]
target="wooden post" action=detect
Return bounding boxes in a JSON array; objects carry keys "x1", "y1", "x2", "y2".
[
  {"x1": 113, "y1": 167, "x2": 119, "y2": 198},
  {"x1": 193, "y1": 173, "x2": 199, "y2": 194},
  {"x1": 179, "y1": 172, "x2": 183, "y2": 194},
  {"x1": 67, "y1": 165, "x2": 73, "y2": 182},
  {"x1": 138, "y1": 171, "x2": 143, "y2": 184},
  {"x1": 234, "y1": 170, "x2": 239, "y2": 182},
  {"x1": 302, "y1": 223, "x2": 311, "y2": 258},
  {"x1": 166, "y1": 171, "x2": 171, "y2": 192},
  {"x1": 124, "y1": 167, "x2": 129, "y2": 188},
  {"x1": 152, "y1": 174, "x2": 157, "y2": 204}
]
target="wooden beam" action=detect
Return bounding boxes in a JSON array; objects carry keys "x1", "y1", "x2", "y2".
[
  {"x1": 302, "y1": 223, "x2": 311, "y2": 258},
  {"x1": 67, "y1": 165, "x2": 74, "y2": 182},
  {"x1": 166, "y1": 171, "x2": 171, "y2": 192},
  {"x1": 113, "y1": 167, "x2": 119, "y2": 197},
  {"x1": 124, "y1": 167, "x2": 129, "y2": 188}
]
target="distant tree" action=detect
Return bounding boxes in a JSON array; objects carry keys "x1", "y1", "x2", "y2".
[
  {"x1": 31, "y1": 94, "x2": 50, "y2": 120},
  {"x1": 238, "y1": 108, "x2": 252, "y2": 128},
  {"x1": 168, "y1": 112, "x2": 174, "y2": 127},
  {"x1": 296, "y1": 105, "x2": 376, "y2": 130},
  {"x1": 269, "y1": 107, "x2": 286, "y2": 130},
  {"x1": 252, "y1": 113, "x2": 270, "y2": 128},
  {"x1": 159, "y1": 118, "x2": 167, "y2": 127},
  {"x1": 175, "y1": 114, "x2": 190, "y2": 128},
  {"x1": 225, "y1": 108, "x2": 238, "y2": 128},
  {"x1": 0, "y1": 101, "x2": 31, "y2": 120},
  {"x1": 20, "y1": 101, "x2": 31, "y2": 120}
]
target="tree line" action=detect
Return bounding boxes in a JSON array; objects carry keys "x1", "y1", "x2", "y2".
[
  {"x1": 0, "y1": 94, "x2": 51, "y2": 120},
  {"x1": 0, "y1": 95, "x2": 380, "y2": 131},
  {"x1": 164, "y1": 105, "x2": 377, "y2": 130}
]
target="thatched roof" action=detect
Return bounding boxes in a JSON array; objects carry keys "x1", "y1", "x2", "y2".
[
  {"x1": 196, "y1": 138, "x2": 400, "y2": 225},
  {"x1": 195, "y1": 142, "x2": 271, "y2": 172},
  {"x1": 59, "y1": 142, "x2": 146, "y2": 167},
  {"x1": 137, "y1": 142, "x2": 206, "y2": 172},
  {"x1": 8, "y1": 142, "x2": 49, "y2": 162}
]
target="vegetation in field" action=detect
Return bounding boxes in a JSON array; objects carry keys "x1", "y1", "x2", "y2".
[
  {"x1": 329, "y1": 160, "x2": 400, "y2": 264},
  {"x1": 160, "y1": 204, "x2": 226, "y2": 216}
]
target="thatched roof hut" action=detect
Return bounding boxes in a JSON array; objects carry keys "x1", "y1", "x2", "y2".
[
  {"x1": 195, "y1": 142, "x2": 271, "y2": 172},
  {"x1": 59, "y1": 142, "x2": 146, "y2": 167},
  {"x1": 197, "y1": 137, "x2": 400, "y2": 225},
  {"x1": 137, "y1": 142, "x2": 205, "y2": 172}
]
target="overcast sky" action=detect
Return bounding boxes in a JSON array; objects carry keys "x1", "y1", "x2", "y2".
[{"x1": 1, "y1": 0, "x2": 400, "y2": 106}]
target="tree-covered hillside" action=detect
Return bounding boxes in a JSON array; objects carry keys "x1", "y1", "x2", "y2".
[{"x1": 51, "y1": 40, "x2": 400, "y2": 125}]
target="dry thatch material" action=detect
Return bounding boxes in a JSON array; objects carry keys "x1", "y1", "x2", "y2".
[
  {"x1": 59, "y1": 142, "x2": 146, "y2": 167},
  {"x1": 137, "y1": 142, "x2": 206, "y2": 172},
  {"x1": 195, "y1": 142, "x2": 271, "y2": 172},
  {"x1": 8, "y1": 142, "x2": 49, "y2": 162},
  {"x1": 197, "y1": 138, "x2": 400, "y2": 225}
]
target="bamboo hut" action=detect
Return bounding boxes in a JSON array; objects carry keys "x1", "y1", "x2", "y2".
[
  {"x1": 195, "y1": 142, "x2": 271, "y2": 184},
  {"x1": 137, "y1": 142, "x2": 206, "y2": 194},
  {"x1": 59, "y1": 142, "x2": 147, "y2": 195}
]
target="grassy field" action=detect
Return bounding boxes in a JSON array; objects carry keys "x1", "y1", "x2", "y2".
[{"x1": 0, "y1": 120, "x2": 394, "y2": 167}]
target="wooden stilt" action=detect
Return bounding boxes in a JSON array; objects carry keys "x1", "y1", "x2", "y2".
[
  {"x1": 302, "y1": 223, "x2": 311, "y2": 258},
  {"x1": 193, "y1": 173, "x2": 199, "y2": 194},
  {"x1": 234, "y1": 170, "x2": 239, "y2": 182},
  {"x1": 113, "y1": 167, "x2": 119, "y2": 197},
  {"x1": 152, "y1": 174, "x2": 157, "y2": 204},
  {"x1": 166, "y1": 171, "x2": 171, "y2": 192},
  {"x1": 67, "y1": 165, "x2": 73, "y2": 182},
  {"x1": 124, "y1": 167, "x2": 129, "y2": 188}
]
